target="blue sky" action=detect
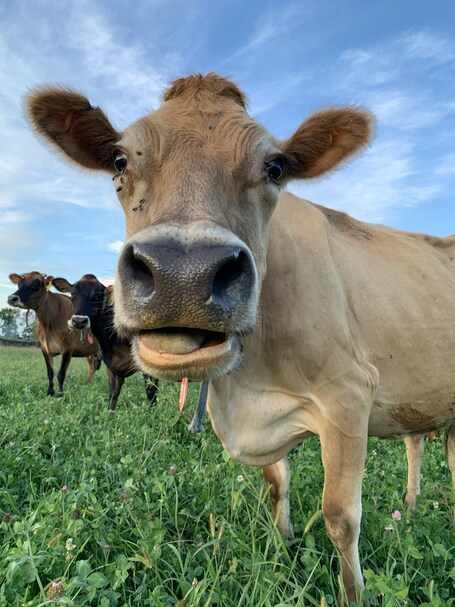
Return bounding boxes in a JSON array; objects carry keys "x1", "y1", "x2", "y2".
[{"x1": 1, "y1": 0, "x2": 455, "y2": 309}]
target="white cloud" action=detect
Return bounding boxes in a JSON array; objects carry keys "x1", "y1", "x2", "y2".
[
  {"x1": 371, "y1": 91, "x2": 453, "y2": 131},
  {"x1": 290, "y1": 136, "x2": 443, "y2": 224},
  {"x1": 0, "y1": 2, "x2": 181, "y2": 227},
  {"x1": 249, "y1": 73, "x2": 310, "y2": 116},
  {"x1": 63, "y1": 9, "x2": 177, "y2": 124},
  {"x1": 107, "y1": 240, "x2": 124, "y2": 253},
  {"x1": 399, "y1": 29, "x2": 455, "y2": 62},
  {"x1": 435, "y1": 152, "x2": 455, "y2": 175},
  {"x1": 1, "y1": 210, "x2": 33, "y2": 223},
  {"x1": 97, "y1": 276, "x2": 115, "y2": 286},
  {"x1": 0, "y1": 196, "x2": 14, "y2": 209},
  {"x1": 223, "y1": 3, "x2": 309, "y2": 63},
  {"x1": 339, "y1": 49, "x2": 399, "y2": 86},
  {"x1": 319, "y1": 26, "x2": 455, "y2": 223}
]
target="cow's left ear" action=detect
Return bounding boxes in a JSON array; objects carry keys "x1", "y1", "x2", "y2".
[
  {"x1": 9, "y1": 273, "x2": 22, "y2": 284},
  {"x1": 281, "y1": 106, "x2": 374, "y2": 179},
  {"x1": 25, "y1": 87, "x2": 121, "y2": 173},
  {"x1": 52, "y1": 277, "x2": 72, "y2": 293}
]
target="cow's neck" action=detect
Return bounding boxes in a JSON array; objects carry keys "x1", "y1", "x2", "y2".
[
  {"x1": 33, "y1": 291, "x2": 54, "y2": 325},
  {"x1": 90, "y1": 306, "x2": 130, "y2": 365}
]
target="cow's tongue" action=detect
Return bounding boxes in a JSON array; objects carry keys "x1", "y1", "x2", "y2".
[
  {"x1": 140, "y1": 329, "x2": 207, "y2": 355},
  {"x1": 87, "y1": 331, "x2": 94, "y2": 344}
]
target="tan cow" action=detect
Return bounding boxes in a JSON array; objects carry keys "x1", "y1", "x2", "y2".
[
  {"x1": 8, "y1": 272, "x2": 101, "y2": 395},
  {"x1": 26, "y1": 74, "x2": 455, "y2": 604}
]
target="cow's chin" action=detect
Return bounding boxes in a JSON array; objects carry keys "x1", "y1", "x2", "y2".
[{"x1": 132, "y1": 328, "x2": 243, "y2": 381}]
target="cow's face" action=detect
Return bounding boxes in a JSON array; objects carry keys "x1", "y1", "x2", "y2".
[
  {"x1": 26, "y1": 74, "x2": 373, "y2": 380},
  {"x1": 8, "y1": 272, "x2": 52, "y2": 309},
  {"x1": 53, "y1": 275, "x2": 109, "y2": 331}
]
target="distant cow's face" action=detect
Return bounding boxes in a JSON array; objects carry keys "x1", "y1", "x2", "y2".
[
  {"x1": 53, "y1": 274, "x2": 110, "y2": 332},
  {"x1": 26, "y1": 74, "x2": 372, "y2": 380},
  {"x1": 8, "y1": 272, "x2": 52, "y2": 309}
]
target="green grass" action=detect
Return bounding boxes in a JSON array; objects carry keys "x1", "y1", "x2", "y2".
[{"x1": 0, "y1": 346, "x2": 454, "y2": 606}]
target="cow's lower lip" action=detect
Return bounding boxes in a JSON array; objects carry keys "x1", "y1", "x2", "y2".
[{"x1": 133, "y1": 328, "x2": 241, "y2": 381}]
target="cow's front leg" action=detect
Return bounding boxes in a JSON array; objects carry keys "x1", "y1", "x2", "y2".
[
  {"x1": 107, "y1": 368, "x2": 125, "y2": 411},
  {"x1": 41, "y1": 347, "x2": 55, "y2": 396},
  {"x1": 57, "y1": 351, "x2": 72, "y2": 393},
  {"x1": 320, "y1": 421, "x2": 368, "y2": 606},
  {"x1": 263, "y1": 456, "x2": 294, "y2": 538},
  {"x1": 144, "y1": 374, "x2": 159, "y2": 406}
]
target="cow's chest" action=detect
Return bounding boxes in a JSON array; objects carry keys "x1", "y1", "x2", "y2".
[
  {"x1": 43, "y1": 333, "x2": 64, "y2": 356},
  {"x1": 207, "y1": 381, "x2": 317, "y2": 467}
]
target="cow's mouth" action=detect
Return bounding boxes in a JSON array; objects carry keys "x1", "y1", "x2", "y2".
[{"x1": 133, "y1": 327, "x2": 242, "y2": 381}]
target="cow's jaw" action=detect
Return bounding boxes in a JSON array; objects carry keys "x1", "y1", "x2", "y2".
[{"x1": 132, "y1": 328, "x2": 242, "y2": 381}]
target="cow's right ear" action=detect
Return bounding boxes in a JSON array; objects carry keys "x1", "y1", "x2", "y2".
[
  {"x1": 25, "y1": 87, "x2": 121, "y2": 173},
  {"x1": 105, "y1": 285, "x2": 115, "y2": 307},
  {"x1": 53, "y1": 277, "x2": 72, "y2": 293},
  {"x1": 9, "y1": 273, "x2": 22, "y2": 284}
]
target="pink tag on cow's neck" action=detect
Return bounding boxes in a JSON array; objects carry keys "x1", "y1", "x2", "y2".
[
  {"x1": 87, "y1": 331, "x2": 94, "y2": 345},
  {"x1": 179, "y1": 377, "x2": 189, "y2": 411}
]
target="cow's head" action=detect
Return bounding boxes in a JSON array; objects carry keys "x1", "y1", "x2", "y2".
[
  {"x1": 53, "y1": 274, "x2": 112, "y2": 332},
  {"x1": 8, "y1": 271, "x2": 53, "y2": 309},
  {"x1": 26, "y1": 73, "x2": 373, "y2": 380}
]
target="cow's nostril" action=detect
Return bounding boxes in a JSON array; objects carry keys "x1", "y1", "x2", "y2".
[
  {"x1": 127, "y1": 245, "x2": 155, "y2": 301},
  {"x1": 212, "y1": 250, "x2": 249, "y2": 301}
]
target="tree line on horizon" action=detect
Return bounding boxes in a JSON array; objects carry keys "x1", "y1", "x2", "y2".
[{"x1": 0, "y1": 307, "x2": 36, "y2": 342}]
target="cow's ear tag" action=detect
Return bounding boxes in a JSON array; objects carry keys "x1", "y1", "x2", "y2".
[
  {"x1": 45, "y1": 276, "x2": 54, "y2": 291},
  {"x1": 179, "y1": 378, "x2": 189, "y2": 411}
]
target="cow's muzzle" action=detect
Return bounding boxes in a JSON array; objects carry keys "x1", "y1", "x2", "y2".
[
  {"x1": 7, "y1": 294, "x2": 23, "y2": 308},
  {"x1": 70, "y1": 315, "x2": 91, "y2": 331},
  {"x1": 115, "y1": 225, "x2": 258, "y2": 380}
]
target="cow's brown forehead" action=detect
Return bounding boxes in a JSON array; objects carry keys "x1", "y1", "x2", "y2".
[
  {"x1": 79, "y1": 274, "x2": 99, "y2": 283},
  {"x1": 22, "y1": 271, "x2": 45, "y2": 281}
]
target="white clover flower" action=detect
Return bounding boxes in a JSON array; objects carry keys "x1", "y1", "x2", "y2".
[
  {"x1": 65, "y1": 538, "x2": 75, "y2": 552},
  {"x1": 236, "y1": 475, "x2": 244, "y2": 483}
]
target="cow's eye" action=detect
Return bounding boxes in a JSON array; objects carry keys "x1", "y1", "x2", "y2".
[
  {"x1": 265, "y1": 159, "x2": 283, "y2": 182},
  {"x1": 114, "y1": 152, "x2": 127, "y2": 172}
]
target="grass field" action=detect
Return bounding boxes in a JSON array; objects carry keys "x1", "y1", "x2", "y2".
[{"x1": 0, "y1": 346, "x2": 454, "y2": 606}]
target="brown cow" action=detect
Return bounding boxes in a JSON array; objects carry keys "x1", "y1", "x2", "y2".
[
  {"x1": 8, "y1": 272, "x2": 101, "y2": 395},
  {"x1": 26, "y1": 74, "x2": 455, "y2": 604}
]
